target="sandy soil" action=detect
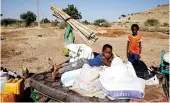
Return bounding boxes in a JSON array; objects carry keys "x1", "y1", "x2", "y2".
[{"x1": 1, "y1": 27, "x2": 169, "y2": 75}]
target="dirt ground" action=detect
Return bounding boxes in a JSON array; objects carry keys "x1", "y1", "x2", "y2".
[{"x1": 1, "y1": 27, "x2": 169, "y2": 75}]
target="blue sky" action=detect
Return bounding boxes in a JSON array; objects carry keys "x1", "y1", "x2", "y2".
[{"x1": 1, "y1": 0, "x2": 169, "y2": 22}]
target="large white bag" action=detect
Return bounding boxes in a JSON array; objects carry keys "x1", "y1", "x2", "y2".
[
  {"x1": 61, "y1": 69, "x2": 81, "y2": 87},
  {"x1": 100, "y1": 76, "x2": 146, "y2": 99},
  {"x1": 99, "y1": 57, "x2": 145, "y2": 99},
  {"x1": 67, "y1": 44, "x2": 94, "y2": 62}
]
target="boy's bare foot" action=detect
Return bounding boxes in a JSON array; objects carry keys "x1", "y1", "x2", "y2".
[
  {"x1": 53, "y1": 64, "x2": 58, "y2": 72},
  {"x1": 51, "y1": 64, "x2": 62, "y2": 72},
  {"x1": 52, "y1": 71, "x2": 57, "y2": 80},
  {"x1": 50, "y1": 64, "x2": 59, "y2": 72},
  {"x1": 52, "y1": 71, "x2": 60, "y2": 80}
]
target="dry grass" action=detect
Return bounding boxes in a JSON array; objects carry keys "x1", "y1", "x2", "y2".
[
  {"x1": 96, "y1": 29, "x2": 128, "y2": 37},
  {"x1": 140, "y1": 26, "x2": 169, "y2": 33},
  {"x1": 1, "y1": 45, "x2": 23, "y2": 58},
  {"x1": 96, "y1": 28, "x2": 168, "y2": 39},
  {"x1": 139, "y1": 31, "x2": 168, "y2": 39},
  {"x1": 40, "y1": 23, "x2": 52, "y2": 28}
]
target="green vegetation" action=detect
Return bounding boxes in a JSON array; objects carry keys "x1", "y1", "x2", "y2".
[
  {"x1": 144, "y1": 19, "x2": 160, "y2": 27},
  {"x1": 20, "y1": 11, "x2": 36, "y2": 27},
  {"x1": 93, "y1": 19, "x2": 111, "y2": 27},
  {"x1": 121, "y1": 14, "x2": 126, "y2": 18},
  {"x1": 82, "y1": 20, "x2": 90, "y2": 25},
  {"x1": 41, "y1": 18, "x2": 50, "y2": 23},
  {"x1": 1, "y1": 18, "x2": 22, "y2": 27},
  {"x1": 94, "y1": 19, "x2": 106, "y2": 26},
  {"x1": 128, "y1": 17, "x2": 131, "y2": 20},
  {"x1": 63, "y1": 4, "x2": 82, "y2": 20},
  {"x1": 57, "y1": 22, "x2": 67, "y2": 29},
  {"x1": 102, "y1": 22, "x2": 111, "y2": 27}
]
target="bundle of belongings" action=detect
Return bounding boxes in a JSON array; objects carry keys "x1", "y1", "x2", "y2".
[
  {"x1": 0, "y1": 67, "x2": 24, "y2": 102},
  {"x1": 60, "y1": 44, "x2": 164, "y2": 100}
]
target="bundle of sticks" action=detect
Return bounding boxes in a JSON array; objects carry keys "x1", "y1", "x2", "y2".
[{"x1": 50, "y1": 3, "x2": 98, "y2": 44}]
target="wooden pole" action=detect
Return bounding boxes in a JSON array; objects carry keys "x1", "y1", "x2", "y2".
[
  {"x1": 37, "y1": 0, "x2": 40, "y2": 27},
  {"x1": 50, "y1": 3, "x2": 98, "y2": 44}
]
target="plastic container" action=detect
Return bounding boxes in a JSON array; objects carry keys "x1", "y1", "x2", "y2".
[
  {"x1": 4, "y1": 78, "x2": 24, "y2": 95},
  {"x1": 0, "y1": 91, "x2": 16, "y2": 102},
  {"x1": 8, "y1": 71, "x2": 19, "y2": 78},
  {"x1": 0, "y1": 71, "x2": 8, "y2": 77},
  {"x1": 0, "y1": 77, "x2": 7, "y2": 92}
]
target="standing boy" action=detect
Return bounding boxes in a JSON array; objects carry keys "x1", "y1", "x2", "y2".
[{"x1": 127, "y1": 24, "x2": 142, "y2": 63}]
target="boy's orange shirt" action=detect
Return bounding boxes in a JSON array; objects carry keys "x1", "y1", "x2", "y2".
[{"x1": 128, "y1": 34, "x2": 142, "y2": 54}]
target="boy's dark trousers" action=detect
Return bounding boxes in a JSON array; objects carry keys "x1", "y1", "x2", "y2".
[{"x1": 128, "y1": 52, "x2": 140, "y2": 64}]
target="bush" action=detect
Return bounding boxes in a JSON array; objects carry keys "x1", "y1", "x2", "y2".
[
  {"x1": 144, "y1": 19, "x2": 159, "y2": 26},
  {"x1": 121, "y1": 14, "x2": 126, "y2": 18},
  {"x1": 1, "y1": 19, "x2": 10, "y2": 27},
  {"x1": 128, "y1": 17, "x2": 131, "y2": 20},
  {"x1": 1, "y1": 18, "x2": 22, "y2": 27},
  {"x1": 162, "y1": 23, "x2": 169, "y2": 27},
  {"x1": 20, "y1": 11, "x2": 36, "y2": 27},
  {"x1": 57, "y1": 22, "x2": 67, "y2": 29},
  {"x1": 125, "y1": 21, "x2": 130, "y2": 23},
  {"x1": 102, "y1": 22, "x2": 111, "y2": 27},
  {"x1": 82, "y1": 20, "x2": 90, "y2": 25},
  {"x1": 63, "y1": 4, "x2": 82, "y2": 20},
  {"x1": 94, "y1": 19, "x2": 107, "y2": 26},
  {"x1": 41, "y1": 18, "x2": 50, "y2": 23}
]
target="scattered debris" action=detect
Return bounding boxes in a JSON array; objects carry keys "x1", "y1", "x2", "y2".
[{"x1": 37, "y1": 35, "x2": 42, "y2": 37}]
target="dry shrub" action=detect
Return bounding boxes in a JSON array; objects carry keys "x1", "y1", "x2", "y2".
[
  {"x1": 57, "y1": 22, "x2": 67, "y2": 29},
  {"x1": 140, "y1": 26, "x2": 168, "y2": 34},
  {"x1": 139, "y1": 31, "x2": 168, "y2": 39},
  {"x1": 41, "y1": 23, "x2": 51, "y2": 28},
  {"x1": 162, "y1": 23, "x2": 169, "y2": 27},
  {"x1": 144, "y1": 19, "x2": 160, "y2": 27}
]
